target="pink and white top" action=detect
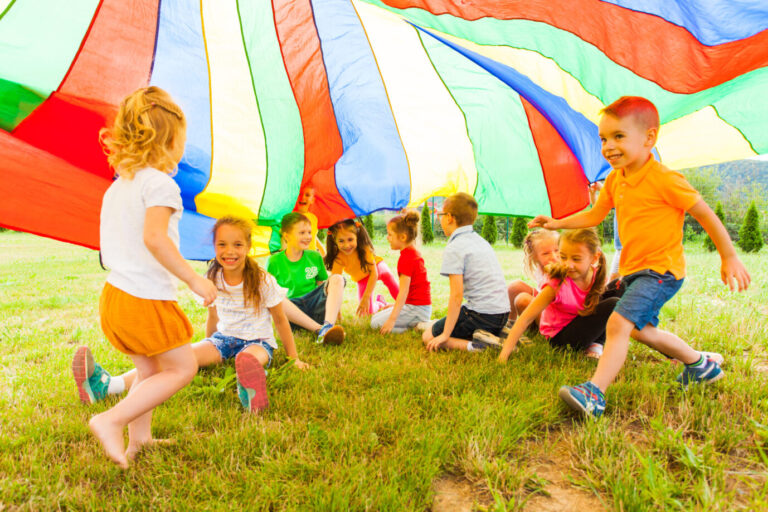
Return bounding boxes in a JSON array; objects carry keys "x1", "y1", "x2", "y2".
[{"x1": 539, "y1": 276, "x2": 591, "y2": 338}]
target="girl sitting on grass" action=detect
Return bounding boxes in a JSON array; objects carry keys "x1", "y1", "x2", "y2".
[
  {"x1": 498, "y1": 228, "x2": 618, "y2": 362},
  {"x1": 197, "y1": 215, "x2": 309, "y2": 413},
  {"x1": 325, "y1": 219, "x2": 399, "y2": 316},
  {"x1": 507, "y1": 229, "x2": 560, "y2": 322},
  {"x1": 76, "y1": 86, "x2": 217, "y2": 468},
  {"x1": 371, "y1": 210, "x2": 431, "y2": 334}
]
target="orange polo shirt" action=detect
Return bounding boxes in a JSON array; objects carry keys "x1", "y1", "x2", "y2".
[
  {"x1": 592, "y1": 157, "x2": 700, "y2": 279},
  {"x1": 331, "y1": 247, "x2": 382, "y2": 282}
]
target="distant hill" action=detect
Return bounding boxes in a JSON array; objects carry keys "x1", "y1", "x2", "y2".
[{"x1": 700, "y1": 159, "x2": 768, "y2": 189}]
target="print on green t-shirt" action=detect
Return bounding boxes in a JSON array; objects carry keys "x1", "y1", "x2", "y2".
[{"x1": 266, "y1": 250, "x2": 328, "y2": 299}]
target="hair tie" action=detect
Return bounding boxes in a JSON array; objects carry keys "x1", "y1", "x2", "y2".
[
  {"x1": 355, "y1": 221, "x2": 361, "y2": 228},
  {"x1": 151, "y1": 101, "x2": 156, "y2": 106}
]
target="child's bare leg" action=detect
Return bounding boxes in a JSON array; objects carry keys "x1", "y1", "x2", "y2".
[
  {"x1": 282, "y1": 299, "x2": 322, "y2": 332},
  {"x1": 507, "y1": 281, "x2": 534, "y2": 320},
  {"x1": 590, "y1": 312, "x2": 635, "y2": 391},
  {"x1": 124, "y1": 355, "x2": 160, "y2": 461},
  {"x1": 324, "y1": 274, "x2": 345, "y2": 324},
  {"x1": 90, "y1": 344, "x2": 197, "y2": 467},
  {"x1": 444, "y1": 337, "x2": 470, "y2": 351},
  {"x1": 242, "y1": 344, "x2": 270, "y2": 366},
  {"x1": 632, "y1": 325, "x2": 699, "y2": 364},
  {"x1": 126, "y1": 340, "x2": 219, "y2": 460},
  {"x1": 115, "y1": 340, "x2": 221, "y2": 398}
]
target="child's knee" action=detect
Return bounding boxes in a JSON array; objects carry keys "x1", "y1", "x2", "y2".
[{"x1": 328, "y1": 274, "x2": 345, "y2": 289}]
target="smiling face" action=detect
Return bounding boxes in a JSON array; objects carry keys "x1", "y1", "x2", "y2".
[
  {"x1": 386, "y1": 222, "x2": 407, "y2": 251},
  {"x1": 598, "y1": 113, "x2": 656, "y2": 175},
  {"x1": 214, "y1": 223, "x2": 250, "y2": 274},
  {"x1": 559, "y1": 238, "x2": 599, "y2": 282},
  {"x1": 284, "y1": 220, "x2": 313, "y2": 251},
  {"x1": 296, "y1": 187, "x2": 315, "y2": 213},
  {"x1": 333, "y1": 227, "x2": 358, "y2": 255},
  {"x1": 531, "y1": 237, "x2": 559, "y2": 270}
]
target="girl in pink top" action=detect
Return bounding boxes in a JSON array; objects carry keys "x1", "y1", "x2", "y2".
[{"x1": 499, "y1": 228, "x2": 618, "y2": 362}]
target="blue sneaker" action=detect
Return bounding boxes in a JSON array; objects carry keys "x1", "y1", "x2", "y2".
[
  {"x1": 315, "y1": 322, "x2": 345, "y2": 345},
  {"x1": 559, "y1": 381, "x2": 606, "y2": 418},
  {"x1": 676, "y1": 358, "x2": 724, "y2": 388},
  {"x1": 72, "y1": 346, "x2": 111, "y2": 404}
]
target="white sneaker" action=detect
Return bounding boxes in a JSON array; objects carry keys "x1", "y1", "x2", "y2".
[
  {"x1": 415, "y1": 320, "x2": 436, "y2": 332},
  {"x1": 585, "y1": 343, "x2": 603, "y2": 359},
  {"x1": 472, "y1": 329, "x2": 502, "y2": 348}
]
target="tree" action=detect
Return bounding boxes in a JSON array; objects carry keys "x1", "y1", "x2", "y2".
[
  {"x1": 738, "y1": 201, "x2": 763, "y2": 253},
  {"x1": 421, "y1": 202, "x2": 434, "y2": 244},
  {"x1": 704, "y1": 201, "x2": 725, "y2": 252},
  {"x1": 481, "y1": 215, "x2": 497, "y2": 245},
  {"x1": 510, "y1": 216, "x2": 528, "y2": 248},
  {"x1": 363, "y1": 214, "x2": 375, "y2": 240}
]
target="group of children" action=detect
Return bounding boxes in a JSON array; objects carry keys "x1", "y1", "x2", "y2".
[{"x1": 75, "y1": 87, "x2": 750, "y2": 467}]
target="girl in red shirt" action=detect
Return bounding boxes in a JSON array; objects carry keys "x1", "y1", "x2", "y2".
[{"x1": 371, "y1": 210, "x2": 432, "y2": 334}]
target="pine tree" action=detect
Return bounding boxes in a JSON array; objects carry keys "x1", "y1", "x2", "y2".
[
  {"x1": 738, "y1": 201, "x2": 763, "y2": 253},
  {"x1": 363, "y1": 214, "x2": 375, "y2": 240},
  {"x1": 481, "y1": 215, "x2": 497, "y2": 245},
  {"x1": 421, "y1": 202, "x2": 434, "y2": 244},
  {"x1": 704, "y1": 201, "x2": 725, "y2": 252},
  {"x1": 510, "y1": 216, "x2": 528, "y2": 248}
]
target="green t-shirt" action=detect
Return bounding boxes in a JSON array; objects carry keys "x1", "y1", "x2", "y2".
[{"x1": 266, "y1": 250, "x2": 328, "y2": 299}]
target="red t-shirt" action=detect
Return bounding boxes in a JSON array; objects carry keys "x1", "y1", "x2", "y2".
[{"x1": 398, "y1": 246, "x2": 431, "y2": 306}]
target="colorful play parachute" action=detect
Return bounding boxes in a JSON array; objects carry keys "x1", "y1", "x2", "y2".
[{"x1": 1, "y1": 0, "x2": 767, "y2": 259}]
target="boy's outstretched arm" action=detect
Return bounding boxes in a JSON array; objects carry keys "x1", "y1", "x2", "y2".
[
  {"x1": 688, "y1": 200, "x2": 751, "y2": 292},
  {"x1": 529, "y1": 203, "x2": 609, "y2": 230}
]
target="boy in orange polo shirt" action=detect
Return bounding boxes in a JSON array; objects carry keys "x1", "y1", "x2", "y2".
[{"x1": 530, "y1": 96, "x2": 751, "y2": 418}]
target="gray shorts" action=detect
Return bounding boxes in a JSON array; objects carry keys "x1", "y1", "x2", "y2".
[{"x1": 370, "y1": 304, "x2": 432, "y2": 333}]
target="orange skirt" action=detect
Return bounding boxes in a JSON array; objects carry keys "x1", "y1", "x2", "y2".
[{"x1": 99, "y1": 282, "x2": 193, "y2": 357}]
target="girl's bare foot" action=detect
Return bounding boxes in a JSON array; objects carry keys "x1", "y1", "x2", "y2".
[
  {"x1": 126, "y1": 438, "x2": 175, "y2": 461},
  {"x1": 89, "y1": 414, "x2": 128, "y2": 468}
]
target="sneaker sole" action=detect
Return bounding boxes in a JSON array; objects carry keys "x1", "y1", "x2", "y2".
[
  {"x1": 72, "y1": 346, "x2": 95, "y2": 404},
  {"x1": 558, "y1": 386, "x2": 590, "y2": 415},
  {"x1": 322, "y1": 325, "x2": 345, "y2": 346},
  {"x1": 472, "y1": 330, "x2": 502, "y2": 348},
  {"x1": 235, "y1": 352, "x2": 268, "y2": 413}
]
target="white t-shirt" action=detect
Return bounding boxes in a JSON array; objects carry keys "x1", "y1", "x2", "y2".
[
  {"x1": 214, "y1": 270, "x2": 287, "y2": 348},
  {"x1": 100, "y1": 168, "x2": 183, "y2": 300}
]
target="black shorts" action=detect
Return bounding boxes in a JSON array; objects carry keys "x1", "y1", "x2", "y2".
[{"x1": 431, "y1": 305, "x2": 507, "y2": 341}]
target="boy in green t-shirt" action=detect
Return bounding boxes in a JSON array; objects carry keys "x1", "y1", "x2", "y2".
[{"x1": 267, "y1": 213, "x2": 345, "y2": 345}]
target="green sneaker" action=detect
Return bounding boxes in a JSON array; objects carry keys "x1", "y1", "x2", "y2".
[{"x1": 72, "y1": 346, "x2": 111, "y2": 404}]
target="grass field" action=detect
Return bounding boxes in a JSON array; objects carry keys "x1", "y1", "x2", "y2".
[{"x1": 1, "y1": 232, "x2": 767, "y2": 510}]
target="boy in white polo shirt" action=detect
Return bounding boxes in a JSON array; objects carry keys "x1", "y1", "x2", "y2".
[{"x1": 423, "y1": 193, "x2": 510, "y2": 352}]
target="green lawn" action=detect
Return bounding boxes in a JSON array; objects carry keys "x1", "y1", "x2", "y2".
[{"x1": 1, "y1": 232, "x2": 766, "y2": 510}]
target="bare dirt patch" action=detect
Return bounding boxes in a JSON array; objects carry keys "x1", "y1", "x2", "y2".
[
  {"x1": 524, "y1": 442, "x2": 607, "y2": 512},
  {"x1": 431, "y1": 476, "x2": 491, "y2": 512}
]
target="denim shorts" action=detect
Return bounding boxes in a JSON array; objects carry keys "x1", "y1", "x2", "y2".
[
  {"x1": 431, "y1": 305, "x2": 507, "y2": 342},
  {"x1": 615, "y1": 270, "x2": 683, "y2": 330},
  {"x1": 289, "y1": 284, "x2": 328, "y2": 328},
  {"x1": 206, "y1": 332, "x2": 274, "y2": 367}
]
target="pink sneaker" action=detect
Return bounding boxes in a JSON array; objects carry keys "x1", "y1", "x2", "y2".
[{"x1": 235, "y1": 352, "x2": 268, "y2": 413}]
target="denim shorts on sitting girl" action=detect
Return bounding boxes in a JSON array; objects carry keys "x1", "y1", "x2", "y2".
[{"x1": 206, "y1": 332, "x2": 274, "y2": 367}]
